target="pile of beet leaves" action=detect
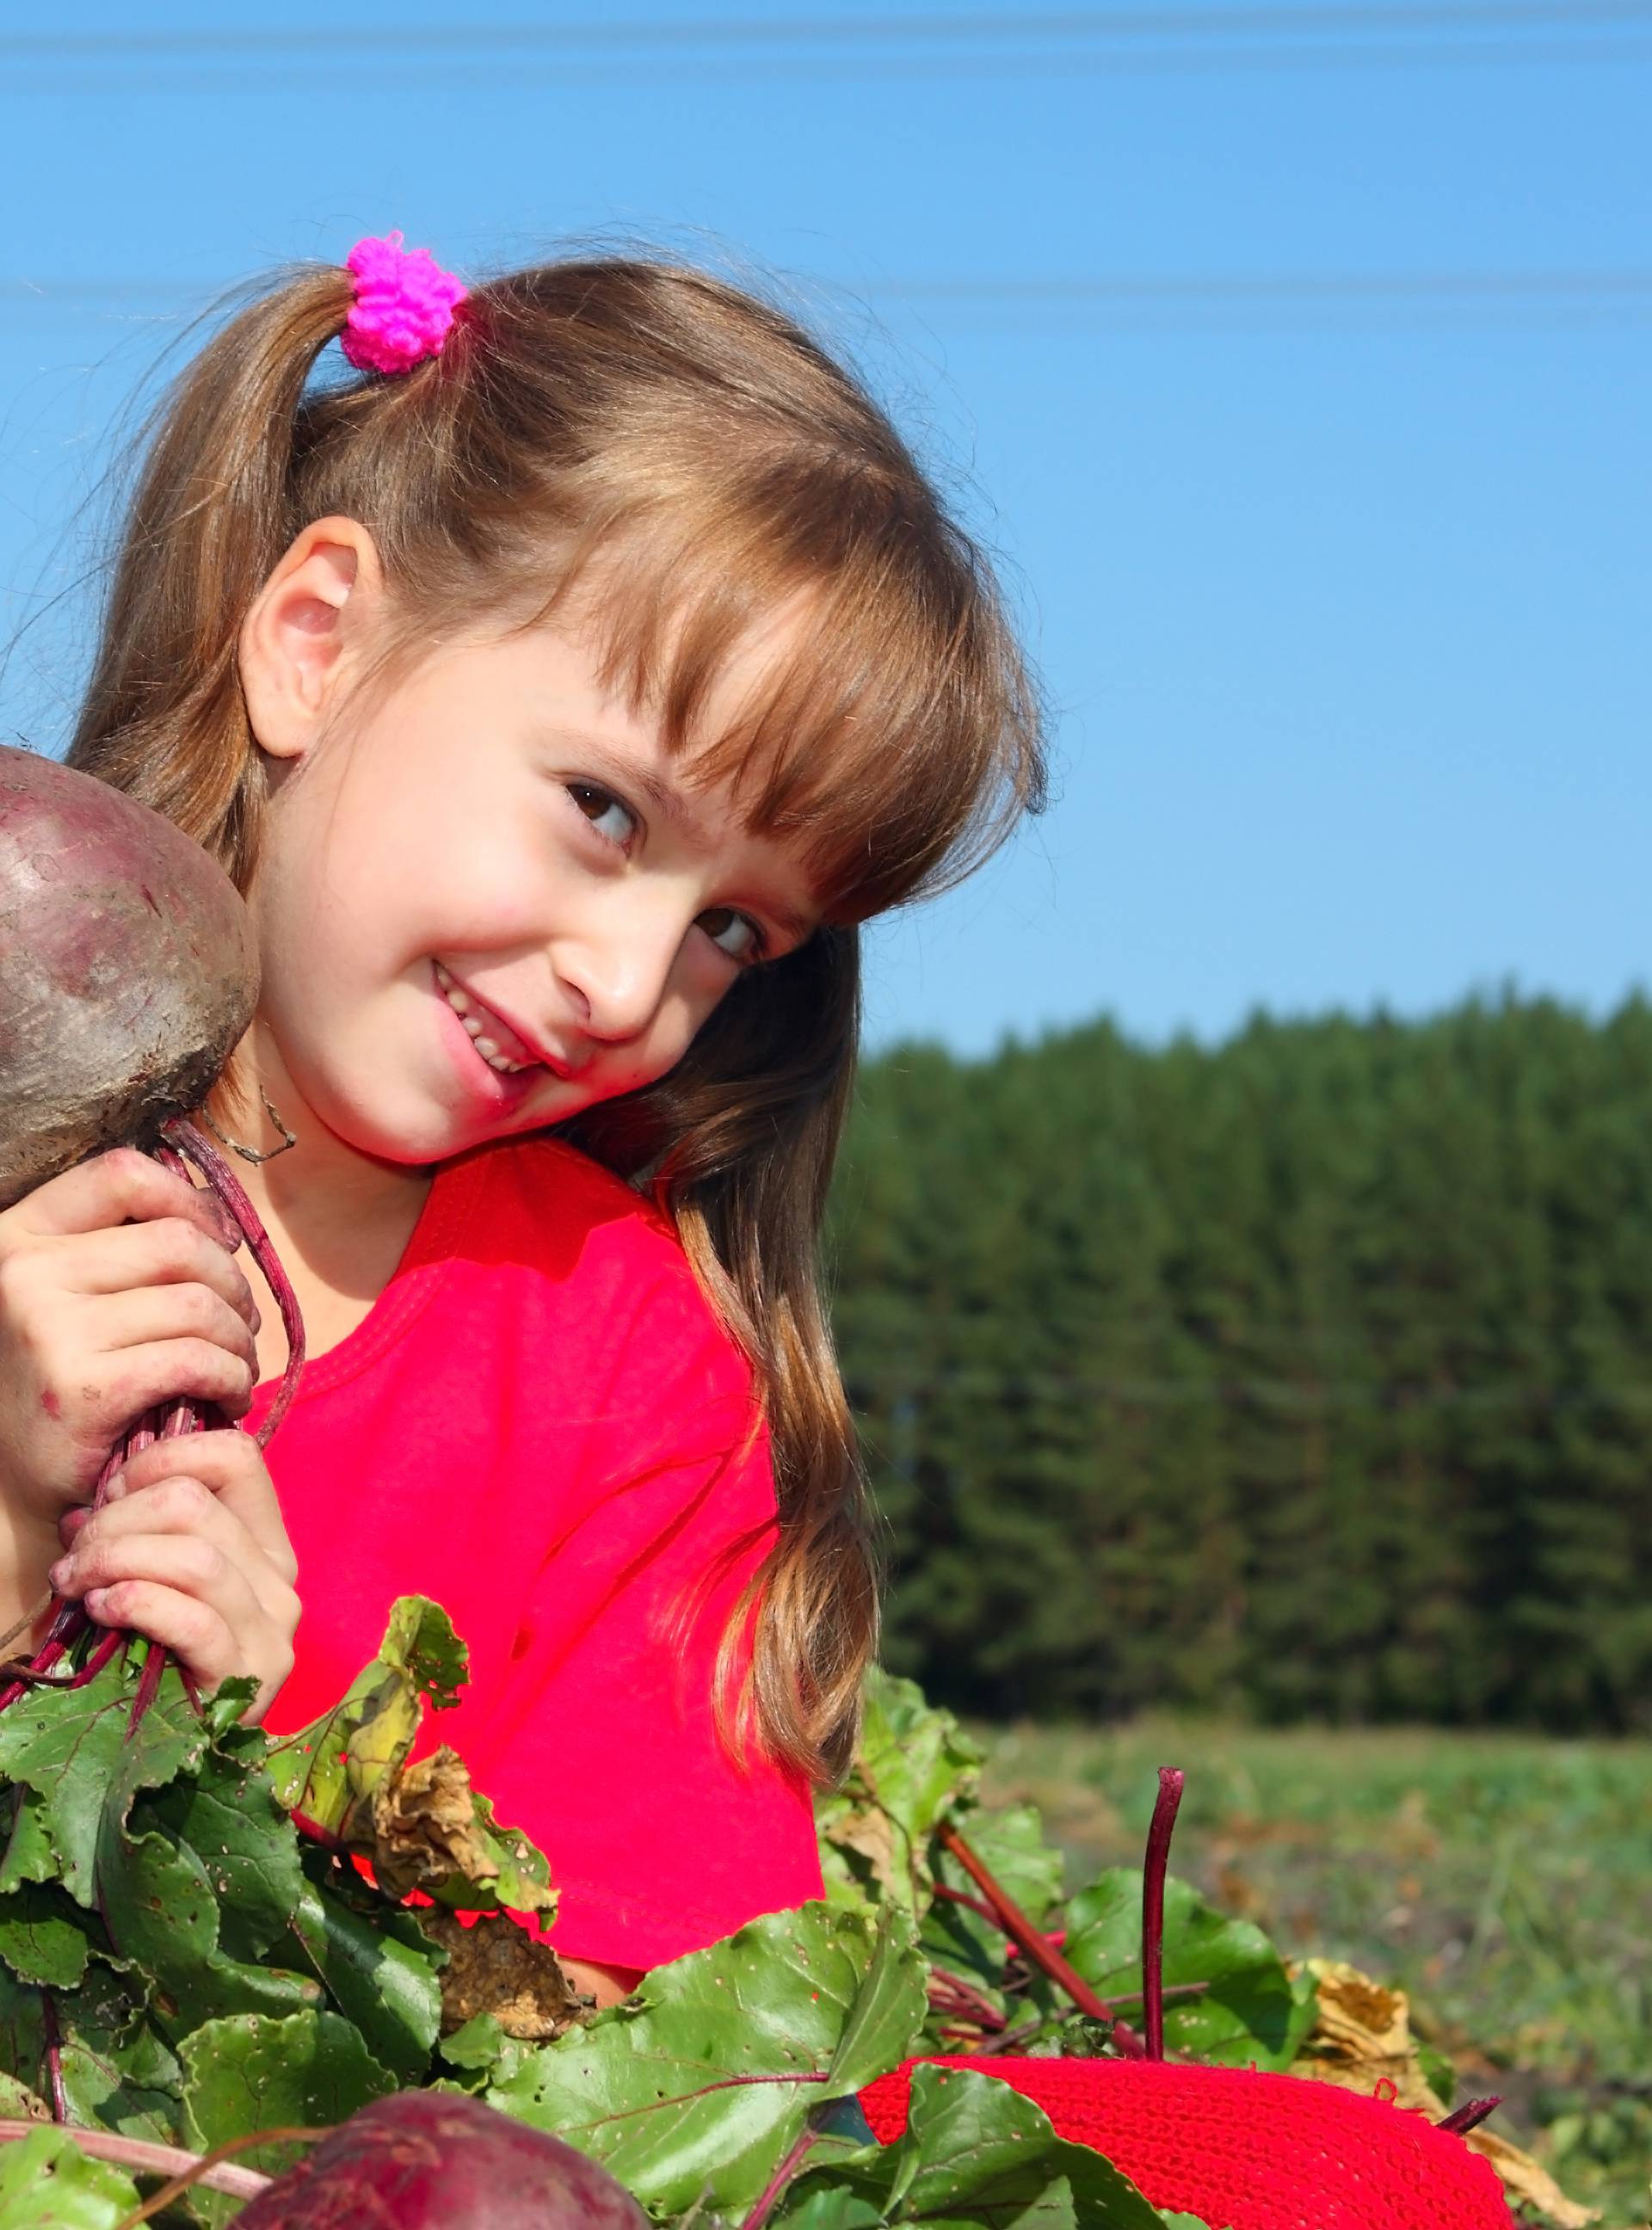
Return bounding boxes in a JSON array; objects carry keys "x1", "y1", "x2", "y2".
[
  {"x1": 0, "y1": 1617, "x2": 1575, "y2": 2229},
  {"x1": 0, "y1": 741, "x2": 1581, "y2": 2226}
]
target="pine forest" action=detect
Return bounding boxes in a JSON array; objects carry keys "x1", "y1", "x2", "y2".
[{"x1": 829, "y1": 993, "x2": 1652, "y2": 1734}]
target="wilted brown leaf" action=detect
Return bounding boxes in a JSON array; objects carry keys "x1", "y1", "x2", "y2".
[
  {"x1": 372, "y1": 1744, "x2": 502, "y2": 1900},
  {"x1": 420, "y1": 1907, "x2": 590, "y2": 2040},
  {"x1": 1291, "y1": 1959, "x2": 1599, "y2": 2229}
]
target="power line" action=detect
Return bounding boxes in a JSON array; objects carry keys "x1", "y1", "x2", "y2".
[
  {"x1": 4, "y1": 3, "x2": 1650, "y2": 59},
  {"x1": 0, "y1": 5, "x2": 1647, "y2": 89}
]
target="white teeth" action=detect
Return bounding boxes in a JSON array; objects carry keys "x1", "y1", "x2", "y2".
[{"x1": 437, "y1": 962, "x2": 535, "y2": 1075}]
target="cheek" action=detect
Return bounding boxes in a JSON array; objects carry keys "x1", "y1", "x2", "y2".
[
  {"x1": 660, "y1": 960, "x2": 741, "y2": 1067},
  {"x1": 602, "y1": 968, "x2": 734, "y2": 1099}
]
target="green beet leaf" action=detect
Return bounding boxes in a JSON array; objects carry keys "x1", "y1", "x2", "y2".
[
  {"x1": 0, "y1": 1962, "x2": 182, "y2": 2147},
  {"x1": 1063, "y1": 1871, "x2": 1317, "y2": 2071},
  {"x1": 779, "y1": 2063, "x2": 1174, "y2": 2230},
  {"x1": 0, "y1": 1787, "x2": 58, "y2": 1895},
  {"x1": 780, "y1": 2189, "x2": 889, "y2": 2230},
  {"x1": 180, "y1": 2007, "x2": 398, "y2": 2224},
  {"x1": 264, "y1": 1596, "x2": 467, "y2": 1842},
  {"x1": 0, "y1": 2127, "x2": 141, "y2": 2230},
  {"x1": 818, "y1": 1671, "x2": 983, "y2": 1913},
  {"x1": 0, "y1": 1646, "x2": 205, "y2": 1910},
  {"x1": 0, "y1": 1883, "x2": 91, "y2": 1991},
  {"x1": 0, "y1": 1645, "x2": 310, "y2": 2035},
  {"x1": 96, "y1": 1755, "x2": 314, "y2": 2031},
  {"x1": 491, "y1": 1900, "x2": 928, "y2": 2215},
  {"x1": 141, "y1": 1722, "x2": 303, "y2": 1967},
  {"x1": 276, "y1": 1851, "x2": 442, "y2": 2084},
  {"x1": 0, "y1": 2073, "x2": 43, "y2": 2120},
  {"x1": 436, "y1": 2010, "x2": 533, "y2": 2089},
  {"x1": 936, "y1": 1801, "x2": 1063, "y2": 1936}
]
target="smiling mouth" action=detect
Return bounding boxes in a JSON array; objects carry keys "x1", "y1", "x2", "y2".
[{"x1": 433, "y1": 962, "x2": 543, "y2": 1075}]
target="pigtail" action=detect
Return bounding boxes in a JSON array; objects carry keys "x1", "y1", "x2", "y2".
[{"x1": 66, "y1": 268, "x2": 358, "y2": 884}]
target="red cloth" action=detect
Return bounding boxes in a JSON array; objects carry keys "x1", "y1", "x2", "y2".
[
  {"x1": 859, "y1": 2059, "x2": 1515, "y2": 2230},
  {"x1": 247, "y1": 1133, "x2": 823, "y2": 1972}
]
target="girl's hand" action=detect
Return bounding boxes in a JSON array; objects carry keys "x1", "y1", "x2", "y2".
[
  {"x1": 48, "y1": 1428, "x2": 299, "y2": 1723},
  {"x1": 0, "y1": 1146, "x2": 262, "y2": 1522}
]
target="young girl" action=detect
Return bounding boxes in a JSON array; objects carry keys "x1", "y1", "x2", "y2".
[{"x1": 0, "y1": 233, "x2": 1044, "y2": 2009}]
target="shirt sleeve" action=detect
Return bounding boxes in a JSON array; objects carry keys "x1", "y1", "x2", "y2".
[{"x1": 432, "y1": 1261, "x2": 825, "y2": 1973}]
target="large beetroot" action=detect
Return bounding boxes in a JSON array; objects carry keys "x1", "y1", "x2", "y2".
[
  {"x1": 0, "y1": 742, "x2": 305, "y2": 1720},
  {"x1": 231, "y1": 2092, "x2": 649, "y2": 2230},
  {"x1": 0, "y1": 744, "x2": 258, "y2": 1209}
]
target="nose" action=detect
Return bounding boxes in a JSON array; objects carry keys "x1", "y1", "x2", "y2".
[{"x1": 553, "y1": 902, "x2": 685, "y2": 1047}]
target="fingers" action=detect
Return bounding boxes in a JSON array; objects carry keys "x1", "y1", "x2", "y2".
[
  {"x1": 56, "y1": 1529, "x2": 262, "y2": 1632},
  {"x1": 55, "y1": 1213, "x2": 262, "y2": 1333},
  {"x1": 7, "y1": 1146, "x2": 240, "y2": 1250},
  {"x1": 91, "y1": 1436, "x2": 296, "y2": 1579},
  {"x1": 0, "y1": 1150, "x2": 262, "y2": 1519},
  {"x1": 92, "y1": 1282, "x2": 261, "y2": 1383},
  {"x1": 75, "y1": 1574, "x2": 292, "y2": 1720},
  {"x1": 75, "y1": 1336, "x2": 257, "y2": 1427},
  {"x1": 50, "y1": 1444, "x2": 301, "y2": 1719}
]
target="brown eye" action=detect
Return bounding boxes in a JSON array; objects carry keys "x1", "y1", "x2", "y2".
[
  {"x1": 566, "y1": 782, "x2": 637, "y2": 846},
  {"x1": 698, "y1": 908, "x2": 762, "y2": 963}
]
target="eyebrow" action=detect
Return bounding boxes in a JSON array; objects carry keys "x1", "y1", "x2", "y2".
[{"x1": 554, "y1": 727, "x2": 821, "y2": 950}]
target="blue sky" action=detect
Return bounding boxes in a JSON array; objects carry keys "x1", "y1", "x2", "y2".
[{"x1": 1, "y1": 3, "x2": 1647, "y2": 1054}]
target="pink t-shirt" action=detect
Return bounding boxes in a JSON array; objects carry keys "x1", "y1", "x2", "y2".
[{"x1": 247, "y1": 1133, "x2": 823, "y2": 1971}]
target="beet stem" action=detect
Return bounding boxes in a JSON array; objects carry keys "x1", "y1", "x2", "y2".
[
  {"x1": 938, "y1": 1821, "x2": 1135, "y2": 2041},
  {"x1": 109, "y1": 2125, "x2": 318, "y2": 2229},
  {"x1": 66, "y1": 1629, "x2": 124, "y2": 1690},
  {"x1": 161, "y1": 1118, "x2": 306, "y2": 1446},
  {"x1": 125, "y1": 1642, "x2": 168, "y2": 1738},
  {"x1": 1142, "y1": 1767, "x2": 1186, "y2": 2062},
  {"x1": 930, "y1": 1882, "x2": 1008, "y2": 1931},
  {"x1": 741, "y1": 2125, "x2": 820, "y2": 2230},
  {"x1": 0, "y1": 2122, "x2": 273, "y2": 2207},
  {"x1": 1438, "y1": 2095, "x2": 1503, "y2": 2136},
  {"x1": 290, "y1": 1810, "x2": 350, "y2": 1856},
  {"x1": 971, "y1": 2016, "x2": 1045, "y2": 2056},
  {"x1": 40, "y1": 1990, "x2": 66, "y2": 2123},
  {"x1": 927, "y1": 1965, "x2": 1008, "y2": 2031}
]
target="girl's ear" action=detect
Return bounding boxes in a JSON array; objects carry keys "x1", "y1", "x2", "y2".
[{"x1": 238, "y1": 514, "x2": 386, "y2": 763}]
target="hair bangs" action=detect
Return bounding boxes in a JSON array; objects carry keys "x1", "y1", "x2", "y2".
[{"x1": 560, "y1": 485, "x2": 1045, "y2": 926}]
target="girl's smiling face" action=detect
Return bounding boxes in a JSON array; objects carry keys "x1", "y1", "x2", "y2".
[{"x1": 237, "y1": 520, "x2": 820, "y2": 1169}]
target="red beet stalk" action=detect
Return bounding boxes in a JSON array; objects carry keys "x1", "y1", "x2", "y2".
[
  {"x1": 1438, "y1": 2096, "x2": 1502, "y2": 2136},
  {"x1": 1142, "y1": 1766, "x2": 1186, "y2": 2061},
  {"x1": 937, "y1": 1820, "x2": 1145, "y2": 2054}
]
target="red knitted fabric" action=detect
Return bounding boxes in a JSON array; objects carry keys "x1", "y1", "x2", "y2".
[{"x1": 857, "y1": 2058, "x2": 1515, "y2": 2230}]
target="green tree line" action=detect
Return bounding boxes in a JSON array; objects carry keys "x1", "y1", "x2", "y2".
[{"x1": 827, "y1": 993, "x2": 1652, "y2": 1733}]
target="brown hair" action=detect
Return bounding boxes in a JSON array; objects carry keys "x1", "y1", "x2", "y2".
[{"x1": 65, "y1": 247, "x2": 1046, "y2": 1783}]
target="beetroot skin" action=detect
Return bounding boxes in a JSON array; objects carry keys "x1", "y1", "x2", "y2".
[
  {"x1": 231, "y1": 2092, "x2": 650, "y2": 2230},
  {"x1": 0, "y1": 745, "x2": 257, "y2": 1207}
]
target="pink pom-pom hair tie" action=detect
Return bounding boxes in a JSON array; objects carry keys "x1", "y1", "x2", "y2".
[{"x1": 341, "y1": 230, "x2": 466, "y2": 377}]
